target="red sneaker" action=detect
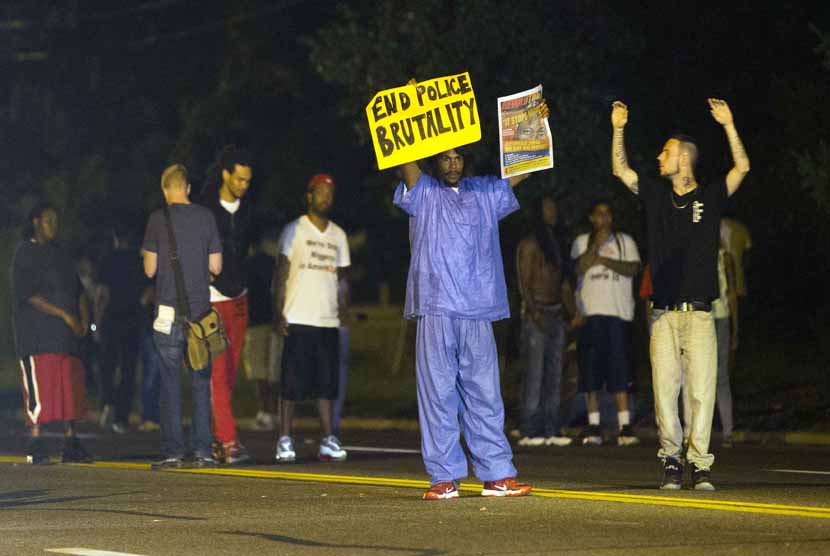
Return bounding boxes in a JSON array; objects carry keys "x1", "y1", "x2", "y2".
[
  {"x1": 481, "y1": 477, "x2": 532, "y2": 497},
  {"x1": 423, "y1": 481, "x2": 459, "y2": 500}
]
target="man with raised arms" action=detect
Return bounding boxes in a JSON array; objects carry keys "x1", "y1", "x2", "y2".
[
  {"x1": 610, "y1": 98, "x2": 750, "y2": 490},
  {"x1": 393, "y1": 100, "x2": 549, "y2": 500}
]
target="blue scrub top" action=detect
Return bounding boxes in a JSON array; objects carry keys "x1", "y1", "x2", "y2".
[{"x1": 394, "y1": 173, "x2": 519, "y2": 321}]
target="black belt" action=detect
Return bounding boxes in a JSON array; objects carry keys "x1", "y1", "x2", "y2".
[{"x1": 650, "y1": 301, "x2": 711, "y2": 312}]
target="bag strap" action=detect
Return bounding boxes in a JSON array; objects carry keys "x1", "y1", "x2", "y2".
[{"x1": 163, "y1": 205, "x2": 192, "y2": 320}]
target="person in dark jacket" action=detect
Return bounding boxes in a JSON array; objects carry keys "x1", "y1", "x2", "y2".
[{"x1": 197, "y1": 145, "x2": 254, "y2": 464}]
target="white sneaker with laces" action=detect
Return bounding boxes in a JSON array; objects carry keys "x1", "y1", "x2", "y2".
[
  {"x1": 275, "y1": 436, "x2": 296, "y2": 463},
  {"x1": 545, "y1": 435, "x2": 573, "y2": 447},
  {"x1": 318, "y1": 435, "x2": 347, "y2": 461},
  {"x1": 518, "y1": 436, "x2": 545, "y2": 447}
]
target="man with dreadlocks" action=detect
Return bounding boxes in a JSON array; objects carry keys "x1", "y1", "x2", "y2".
[
  {"x1": 515, "y1": 194, "x2": 578, "y2": 447},
  {"x1": 572, "y1": 200, "x2": 641, "y2": 447}
]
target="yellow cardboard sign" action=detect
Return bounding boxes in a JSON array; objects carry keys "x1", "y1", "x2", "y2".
[{"x1": 365, "y1": 72, "x2": 481, "y2": 170}]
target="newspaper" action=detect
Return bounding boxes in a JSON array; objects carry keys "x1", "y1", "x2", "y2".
[{"x1": 497, "y1": 85, "x2": 554, "y2": 179}]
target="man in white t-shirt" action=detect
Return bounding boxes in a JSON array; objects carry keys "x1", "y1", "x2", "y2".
[
  {"x1": 272, "y1": 173, "x2": 351, "y2": 463},
  {"x1": 571, "y1": 201, "x2": 641, "y2": 446}
]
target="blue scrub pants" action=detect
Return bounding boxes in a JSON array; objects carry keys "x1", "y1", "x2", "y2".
[{"x1": 416, "y1": 315, "x2": 517, "y2": 485}]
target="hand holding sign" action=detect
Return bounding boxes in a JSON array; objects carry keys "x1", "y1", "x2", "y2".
[{"x1": 366, "y1": 73, "x2": 481, "y2": 170}]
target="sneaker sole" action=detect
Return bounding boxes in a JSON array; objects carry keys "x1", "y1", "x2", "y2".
[
  {"x1": 423, "y1": 491, "x2": 459, "y2": 500},
  {"x1": 617, "y1": 438, "x2": 640, "y2": 446},
  {"x1": 659, "y1": 482, "x2": 683, "y2": 490},
  {"x1": 694, "y1": 482, "x2": 716, "y2": 491},
  {"x1": 545, "y1": 438, "x2": 573, "y2": 447},
  {"x1": 481, "y1": 487, "x2": 532, "y2": 497},
  {"x1": 275, "y1": 456, "x2": 296, "y2": 463},
  {"x1": 226, "y1": 455, "x2": 253, "y2": 465}
]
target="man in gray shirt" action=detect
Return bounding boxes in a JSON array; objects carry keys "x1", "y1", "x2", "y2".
[{"x1": 142, "y1": 164, "x2": 222, "y2": 468}]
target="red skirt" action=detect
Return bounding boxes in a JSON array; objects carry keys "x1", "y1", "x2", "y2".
[{"x1": 19, "y1": 354, "x2": 87, "y2": 425}]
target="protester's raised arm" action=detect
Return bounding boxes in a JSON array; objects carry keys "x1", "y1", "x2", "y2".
[
  {"x1": 610, "y1": 101, "x2": 639, "y2": 194},
  {"x1": 401, "y1": 162, "x2": 421, "y2": 190},
  {"x1": 708, "y1": 98, "x2": 750, "y2": 196}
]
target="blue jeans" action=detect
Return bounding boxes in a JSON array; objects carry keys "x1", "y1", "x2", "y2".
[
  {"x1": 519, "y1": 306, "x2": 566, "y2": 437},
  {"x1": 153, "y1": 325, "x2": 212, "y2": 459},
  {"x1": 140, "y1": 326, "x2": 161, "y2": 424}
]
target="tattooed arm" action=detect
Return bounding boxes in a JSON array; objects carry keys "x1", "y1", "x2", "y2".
[
  {"x1": 708, "y1": 98, "x2": 750, "y2": 196},
  {"x1": 610, "y1": 101, "x2": 640, "y2": 194}
]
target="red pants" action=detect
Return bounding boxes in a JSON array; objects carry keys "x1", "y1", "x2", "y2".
[
  {"x1": 211, "y1": 294, "x2": 248, "y2": 445},
  {"x1": 20, "y1": 354, "x2": 87, "y2": 426}
]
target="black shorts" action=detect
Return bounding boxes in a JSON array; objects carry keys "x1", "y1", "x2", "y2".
[
  {"x1": 577, "y1": 316, "x2": 632, "y2": 393},
  {"x1": 280, "y1": 324, "x2": 339, "y2": 401}
]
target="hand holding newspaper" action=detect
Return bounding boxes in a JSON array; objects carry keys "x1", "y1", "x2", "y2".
[{"x1": 498, "y1": 85, "x2": 554, "y2": 179}]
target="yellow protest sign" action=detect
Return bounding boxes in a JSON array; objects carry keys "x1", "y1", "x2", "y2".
[{"x1": 365, "y1": 72, "x2": 481, "y2": 170}]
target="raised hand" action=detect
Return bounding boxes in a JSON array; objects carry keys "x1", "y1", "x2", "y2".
[
  {"x1": 538, "y1": 99, "x2": 550, "y2": 120},
  {"x1": 708, "y1": 98, "x2": 734, "y2": 126},
  {"x1": 611, "y1": 101, "x2": 629, "y2": 128}
]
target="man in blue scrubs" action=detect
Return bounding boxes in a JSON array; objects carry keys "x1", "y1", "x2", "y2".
[{"x1": 395, "y1": 103, "x2": 548, "y2": 500}]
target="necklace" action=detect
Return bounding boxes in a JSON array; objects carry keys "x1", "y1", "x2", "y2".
[{"x1": 670, "y1": 186, "x2": 697, "y2": 210}]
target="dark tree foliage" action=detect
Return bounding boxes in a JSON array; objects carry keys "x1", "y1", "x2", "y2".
[{"x1": 308, "y1": 0, "x2": 645, "y2": 215}]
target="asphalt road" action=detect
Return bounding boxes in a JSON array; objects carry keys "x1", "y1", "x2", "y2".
[{"x1": 1, "y1": 425, "x2": 830, "y2": 556}]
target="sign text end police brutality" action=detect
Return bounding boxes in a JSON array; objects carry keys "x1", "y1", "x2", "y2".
[{"x1": 370, "y1": 74, "x2": 477, "y2": 158}]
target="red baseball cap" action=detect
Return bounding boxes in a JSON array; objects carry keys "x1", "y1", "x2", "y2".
[{"x1": 307, "y1": 173, "x2": 335, "y2": 191}]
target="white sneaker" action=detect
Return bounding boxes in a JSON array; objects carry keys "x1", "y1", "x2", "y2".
[
  {"x1": 581, "y1": 425, "x2": 603, "y2": 446},
  {"x1": 318, "y1": 435, "x2": 347, "y2": 461},
  {"x1": 275, "y1": 436, "x2": 296, "y2": 463},
  {"x1": 99, "y1": 405, "x2": 113, "y2": 430},
  {"x1": 545, "y1": 435, "x2": 573, "y2": 447},
  {"x1": 253, "y1": 411, "x2": 276, "y2": 431},
  {"x1": 518, "y1": 436, "x2": 545, "y2": 447}
]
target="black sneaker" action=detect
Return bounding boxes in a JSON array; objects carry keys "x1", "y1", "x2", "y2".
[
  {"x1": 660, "y1": 457, "x2": 683, "y2": 490},
  {"x1": 151, "y1": 457, "x2": 184, "y2": 470},
  {"x1": 189, "y1": 455, "x2": 219, "y2": 468},
  {"x1": 617, "y1": 425, "x2": 640, "y2": 446},
  {"x1": 26, "y1": 437, "x2": 51, "y2": 465},
  {"x1": 61, "y1": 437, "x2": 94, "y2": 463},
  {"x1": 691, "y1": 464, "x2": 715, "y2": 491}
]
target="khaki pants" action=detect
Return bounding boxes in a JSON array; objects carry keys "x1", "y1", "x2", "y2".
[{"x1": 651, "y1": 310, "x2": 716, "y2": 470}]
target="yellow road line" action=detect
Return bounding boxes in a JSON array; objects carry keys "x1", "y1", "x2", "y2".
[{"x1": 3, "y1": 456, "x2": 829, "y2": 519}]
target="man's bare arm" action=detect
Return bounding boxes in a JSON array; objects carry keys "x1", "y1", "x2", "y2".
[
  {"x1": 79, "y1": 292, "x2": 90, "y2": 337},
  {"x1": 400, "y1": 162, "x2": 421, "y2": 190},
  {"x1": 28, "y1": 295, "x2": 84, "y2": 336},
  {"x1": 561, "y1": 279, "x2": 577, "y2": 319},
  {"x1": 597, "y1": 257, "x2": 641, "y2": 277},
  {"x1": 143, "y1": 250, "x2": 157, "y2": 278},
  {"x1": 208, "y1": 252, "x2": 223, "y2": 276},
  {"x1": 709, "y1": 98, "x2": 750, "y2": 195},
  {"x1": 272, "y1": 254, "x2": 290, "y2": 335},
  {"x1": 576, "y1": 241, "x2": 601, "y2": 275},
  {"x1": 610, "y1": 101, "x2": 639, "y2": 194}
]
